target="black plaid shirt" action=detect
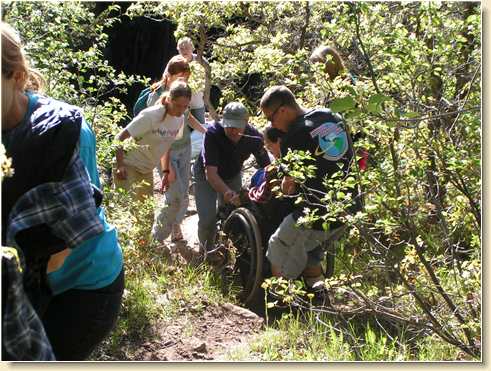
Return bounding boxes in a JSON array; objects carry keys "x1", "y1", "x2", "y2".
[{"x1": 5, "y1": 150, "x2": 104, "y2": 250}]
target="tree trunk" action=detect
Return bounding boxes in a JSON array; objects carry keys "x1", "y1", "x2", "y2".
[{"x1": 197, "y1": 24, "x2": 219, "y2": 122}]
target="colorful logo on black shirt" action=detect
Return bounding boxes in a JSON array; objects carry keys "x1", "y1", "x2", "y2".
[{"x1": 310, "y1": 122, "x2": 348, "y2": 161}]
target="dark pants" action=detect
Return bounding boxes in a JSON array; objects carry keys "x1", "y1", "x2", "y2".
[
  {"x1": 42, "y1": 268, "x2": 124, "y2": 361},
  {"x1": 192, "y1": 160, "x2": 242, "y2": 251}
]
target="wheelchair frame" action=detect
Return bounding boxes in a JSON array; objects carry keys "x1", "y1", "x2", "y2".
[{"x1": 214, "y1": 201, "x2": 337, "y2": 306}]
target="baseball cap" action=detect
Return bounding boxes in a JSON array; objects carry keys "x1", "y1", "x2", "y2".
[{"x1": 221, "y1": 102, "x2": 249, "y2": 129}]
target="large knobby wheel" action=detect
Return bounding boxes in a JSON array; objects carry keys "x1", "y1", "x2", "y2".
[{"x1": 221, "y1": 207, "x2": 264, "y2": 306}]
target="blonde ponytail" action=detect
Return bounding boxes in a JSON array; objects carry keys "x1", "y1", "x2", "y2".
[{"x1": 1, "y1": 22, "x2": 45, "y2": 92}]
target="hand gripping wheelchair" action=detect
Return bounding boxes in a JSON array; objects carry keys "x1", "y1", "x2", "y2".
[{"x1": 212, "y1": 191, "x2": 337, "y2": 307}]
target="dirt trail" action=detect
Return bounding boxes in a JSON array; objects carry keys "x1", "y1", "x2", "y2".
[
  {"x1": 131, "y1": 182, "x2": 265, "y2": 361},
  {"x1": 133, "y1": 301, "x2": 263, "y2": 361}
]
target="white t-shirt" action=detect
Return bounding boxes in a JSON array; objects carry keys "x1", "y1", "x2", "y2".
[{"x1": 123, "y1": 104, "x2": 184, "y2": 173}]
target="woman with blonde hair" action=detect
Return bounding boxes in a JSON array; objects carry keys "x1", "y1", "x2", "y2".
[
  {"x1": 132, "y1": 54, "x2": 207, "y2": 244},
  {"x1": 114, "y1": 79, "x2": 193, "y2": 202},
  {"x1": 133, "y1": 55, "x2": 192, "y2": 116},
  {"x1": 1, "y1": 21, "x2": 124, "y2": 360}
]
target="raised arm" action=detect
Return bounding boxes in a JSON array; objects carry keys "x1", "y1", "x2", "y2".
[{"x1": 187, "y1": 112, "x2": 207, "y2": 134}]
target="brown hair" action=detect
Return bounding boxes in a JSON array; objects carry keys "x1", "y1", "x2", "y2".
[
  {"x1": 260, "y1": 85, "x2": 300, "y2": 112},
  {"x1": 1, "y1": 22, "x2": 45, "y2": 92},
  {"x1": 309, "y1": 45, "x2": 345, "y2": 80},
  {"x1": 151, "y1": 55, "x2": 190, "y2": 92},
  {"x1": 159, "y1": 79, "x2": 192, "y2": 119}
]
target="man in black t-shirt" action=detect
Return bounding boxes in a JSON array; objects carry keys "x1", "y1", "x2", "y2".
[{"x1": 259, "y1": 85, "x2": 358, "y2": 289}]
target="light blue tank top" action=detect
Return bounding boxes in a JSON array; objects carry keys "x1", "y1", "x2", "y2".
[{"x1": 47, "y1": 116, "x2": 123, "y2": 295}]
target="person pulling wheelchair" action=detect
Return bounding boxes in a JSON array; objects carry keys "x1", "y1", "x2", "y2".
[
  {"x1": 259, "y1": 85, "x2": 361, "y2": 291},
  {"x1": 192, "y1": 101, "x2": 270, "y2": 262}
]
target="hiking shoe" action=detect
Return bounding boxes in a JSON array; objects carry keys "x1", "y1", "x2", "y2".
[
  {"x1": 157, "y1": 243, "x2": 173, "y2": 261},
  {"x1": 304, "y1": 276, "x2": 331, "y2": 306},
  {"x1": 204, "y1": 245, "x2": 227, "y2": 268},
  {"x1": 171, "y1": 224, "x2": 184, "y2": 242},
  {"x1": 304, "y1": 275, "x2": 326, "y2": 291}
]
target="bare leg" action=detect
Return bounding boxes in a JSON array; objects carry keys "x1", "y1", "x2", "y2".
[
  {"x1": 301, "y1": 264, "x2": 323, "y2": 279},
  {"x1": 270, "y1": 264, "x2": 282, "y2": 277}
]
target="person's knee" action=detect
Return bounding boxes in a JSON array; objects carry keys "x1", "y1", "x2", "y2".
[
  {"x1": 266, "y1": 234, "x2": 295, "y2": 279},
  {"x1": 266, "y1": 218, "x2": 310, "y2": 279},
  {"x1": 302, "y1": 264, "x2": 323, "y2": 278}
]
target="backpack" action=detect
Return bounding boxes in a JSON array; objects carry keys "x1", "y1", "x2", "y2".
[{"x1": 133, "y1": 86, "x2": 152, "y2": 117}]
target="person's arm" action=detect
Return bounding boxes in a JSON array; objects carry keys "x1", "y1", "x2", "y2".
[
  {"x1": 205, "y1": 166, "x2": 240, "y2": 206},
  {"x1": 281, "y1": 176, "x2": 297, "y2": 195},
  {"x1": 114, "y1": 110, "x2": 154, "y2": 180},
  {"x1": 114, "y1": 128, "x2": 131, "y2": 180},
  {"x1": 187, "y1": 112, "x2": 207, "y2": 134},
  {"x1": 159, "y1": 149, "x2": 173, "y2": 193},
  {"x1": 250, "y1": 130, "x2": 271, "y2": 168},
  {"x1": 46, "y1": 248, "x2": 71, "y2": 273},
  {"x1": 254, "y1": 146, "x2": 271, "y2": 168},
  {"x1": 201, "y1": 128, "x2": 239, "y2": 204}
]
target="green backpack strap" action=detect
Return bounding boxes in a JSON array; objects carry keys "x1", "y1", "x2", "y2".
[{"x1": 132, "y1": 86, "x2": 152, "y2": 117}]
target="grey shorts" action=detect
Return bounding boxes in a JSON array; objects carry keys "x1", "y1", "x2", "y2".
[{"x1": 266, "y1": 213, "x2": 345, "y2": 279}]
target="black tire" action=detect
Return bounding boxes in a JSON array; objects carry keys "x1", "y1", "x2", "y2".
[{"x1": 221, "y1": 207, "x2": 264, "y2": 306}]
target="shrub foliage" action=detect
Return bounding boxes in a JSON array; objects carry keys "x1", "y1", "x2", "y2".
[{"x1": 3, "y1": 1, "x2": 481, "y2": 360}]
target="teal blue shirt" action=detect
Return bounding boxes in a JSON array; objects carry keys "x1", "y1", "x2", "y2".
[{"x1": 48, "y1": 115, "x2": 123, "y2": 295}]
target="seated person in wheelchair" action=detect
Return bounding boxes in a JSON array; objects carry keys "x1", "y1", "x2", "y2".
[
  {"x1": 192, "y1": 101, "x2": 270, "y2": 257},
  {"x1": 248, "y1": 126, "x2": 295, "y2": 236},
  {"x1": 248, "y1": 125, "x2": 283, "y2": 202},
  {"x1": 259, "y1": 85, "x2": 361, "y2": 290}
]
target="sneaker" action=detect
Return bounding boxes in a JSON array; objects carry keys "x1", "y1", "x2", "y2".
[
  {"x1": 171, "y1": 224, "x2": 184, "y2": 242},
  {"x1": 204, "y1": 245, "x2": 227, "y2": 268},
  {"x1": 304, "y1": 275, "x2": 325, "y2": 291},
  {"x1": 305, "y1": 276, "x2": 331, "y2": 306},
  {"x1": 157, "y1": 243, "x2": 173, "y2": 261}
]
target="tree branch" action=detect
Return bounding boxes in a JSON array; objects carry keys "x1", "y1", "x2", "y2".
[
  {"x1": 398, "y1": 105, "x2": 480, "y2": 126},
  {"x1": 352, "y1": 4, "x2": 381, "y2": 94},
  {"x1": 298, "y1": 1, "x2": 310, "y2": 50},
  {"x1": 197, "y1": 24, "x2": 219, "y2": 121},
  {"x1": 410, "y1": 235, "x2": 478, "y2": 354},
  {"x1": 214, "y1": 40, "x2": 258, "y2": 49}
]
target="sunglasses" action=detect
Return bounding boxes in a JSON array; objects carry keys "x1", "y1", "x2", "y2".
[{"x1": 265, "y1": 104, "x2": 283, "y2": 123}]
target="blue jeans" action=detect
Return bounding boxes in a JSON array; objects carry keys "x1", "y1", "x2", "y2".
[
  {"x1": 152, "y1": 143, "x2": 192, "y2": 241},
  {"x1": 192, "y1": 160, "x2": 242, "y2": 251},
  {"x1": 41, "y1": 268, "x2": 124, "y2": 360}
]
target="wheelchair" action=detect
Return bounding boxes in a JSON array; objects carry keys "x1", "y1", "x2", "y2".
[{"x1": 213, "y1": 193, "x2": 337, "y2": 307}]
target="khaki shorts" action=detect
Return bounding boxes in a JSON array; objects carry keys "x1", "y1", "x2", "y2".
[
  {"x1": 112, "y1": 163, "x2": 153, "y2": 202},
  {"x1": 266, "y1": 213, "x2": 345, "y2": 279}
]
